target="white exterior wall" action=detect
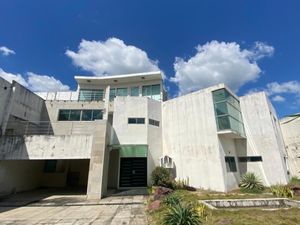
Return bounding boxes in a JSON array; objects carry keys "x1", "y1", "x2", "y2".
[
  {"x1": 240, "y1": 92, "x2": 289, "y2": 185},
  {"x1": 162, "y1": 87, "x2": 226, "y2": 192},
  {"x1": 280, "y1": 116, "x2": 300, "y2": 178},
  {"x1": 112, "y1": 96, "x2": 163, "y2": 185},
  {"x1": 0, "y1": 77, "x2": 12, "y2": 135},
  {"x1": 0, "y1": 135, "x2": 93, "y2": 160}
]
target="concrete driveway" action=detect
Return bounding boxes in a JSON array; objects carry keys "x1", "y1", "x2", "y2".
[{"x1": 0, "y1": 189, "x2": 148, "y2": 225}]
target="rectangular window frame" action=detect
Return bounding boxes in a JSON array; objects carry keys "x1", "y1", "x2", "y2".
[
  {"x1": 79, "y1": 89, "x2": 104, "y2": 101},
  {"x1": 238, "y1": 156, "x2": 263, "y2": 163},
  {"x1": 128, "y1": 117, "x2": 145, "y2": 124},
  {"x1": 225, "y1": 156, "x2": 237, "y2": 172},
  {"x1": 58, "y1": 109, "x2": 103, "y2": 121},
  {"x1": 149, "y1": 118, "x2": 160, "y2": 127}
]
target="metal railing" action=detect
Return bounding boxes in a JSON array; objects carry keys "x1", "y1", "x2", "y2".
[{"x1": 5, "y1": 121, "x2": 99, "y2": 136}]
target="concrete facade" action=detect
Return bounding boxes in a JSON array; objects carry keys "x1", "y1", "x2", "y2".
[
  {"x1": 280, "y1": 114, "x2": 300, "y2": 178},
  {"x1": 0, "y1": 71, "x2": 290, "y2": 198}
]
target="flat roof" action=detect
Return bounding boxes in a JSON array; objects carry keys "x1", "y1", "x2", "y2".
[{"x1": 75, "y1": 71, "x2": 162, "y2": 85}]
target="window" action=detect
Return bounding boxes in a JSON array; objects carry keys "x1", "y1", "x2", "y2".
[
  {"x1": 225, "y1": 156, "x2": 237, "y2": 172},
  {"x1": 239, "y1": 156, "x2": 263, "y2": 162},
  {"x1": 58, "y1": 109, "x2": 103, "y2": 121},
  {"x1": 79, "y1": 89, "x2": 103, "y2": 101},
  {"x1": 110, "y1": 87, "x2": 128, "y2": 101},
  {"x1": 142, "y1": 84, "x2": 161, "y2": 100},
  {"x1": 69, "y1": 110, "x2": 81, "y2": 121},
  {"x1": 149, "y1": 119, "x2": 160, "y2": 127},
  {"x1": 58, "y1": 110, "x2": 70, "y2": 121},
  {"x1": 130, "y1": 86, "x2": 139, "y2": 96},
  {"x1": 212, "y1": 89, "x2": 245, "y2": 136},
  {"x1": 128, "y1": 118, "x2": 145, "y2": 124},
  {"x1": 44, "y1": 160, "x2": 57, "y2": 173}
]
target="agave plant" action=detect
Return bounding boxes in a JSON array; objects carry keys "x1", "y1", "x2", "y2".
[
  {"x1": 162, "y1": 203, "x2": 202, "y2": 225},
  {"x1": 163, "y1": 194, "x2": 182, "y2": 207},
  {"x1": 270, "y1": 185, "x2": 294, "y2": 198},
  {"x1": 240, "y1": 172, "x2": 264, "y2": 192}
]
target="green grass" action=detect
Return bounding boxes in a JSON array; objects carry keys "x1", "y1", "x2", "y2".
[
  {"x1": 147, "y1": 189, "x2": 300, "y2": 225},
  {"x1": 290, "y1": 176, "x2": 300, "y2": 186},
  {"x1": 204, "y1": 208, "x2": 300, "y2": 225}
]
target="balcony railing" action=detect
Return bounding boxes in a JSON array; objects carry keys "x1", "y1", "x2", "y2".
[{"x1": 4, "y1": 121, "x2": 99, "y2": 136}]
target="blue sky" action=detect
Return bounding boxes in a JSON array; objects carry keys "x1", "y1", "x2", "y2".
[{"x1": 0, "y1": 0, "x2": 300, "y2": 117}]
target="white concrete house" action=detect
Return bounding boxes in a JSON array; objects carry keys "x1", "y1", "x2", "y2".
[
  {"x1": 280, "y1": 113, "x2": 300, "y2": 178},
  {"x1": 0, "y1": 71, "x2": 289, "y2": 198}
]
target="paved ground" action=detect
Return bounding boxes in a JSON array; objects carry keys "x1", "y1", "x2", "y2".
[{"x1": 0, "y1": 189, "x2": 148, "y2": 225}]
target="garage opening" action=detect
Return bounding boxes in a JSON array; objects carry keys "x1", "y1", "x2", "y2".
[{"x1": 0, "y1": 159, "x2": 89, "y2": 196}]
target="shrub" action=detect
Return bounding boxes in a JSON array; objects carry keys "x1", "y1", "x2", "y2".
[
  {"x1": 270, "y1": 185, "x2": 294, "y2": 198},
  {"x1": 239, "y1": 172, "x2": 264, "y2": 193},
  {"x1": 163, "y1": 193, "x2": 181, "y2": 207},
  {"x1": 196, "y1": 204, "x2": 210, "y2": 221},
  {"x1": 151, "y1": 167, "x2": 173, "y2": 188},
  {"x1": 162, "y1": 203, "x2": 202, "y2": 225}
]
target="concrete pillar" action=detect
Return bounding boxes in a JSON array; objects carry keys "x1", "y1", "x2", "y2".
[
  {"x1": 86, "y1": 121, "x2": 110, "y2": 199},
  {"x1": 103, "y1": 85, "x2": 110, "y2": 120}
]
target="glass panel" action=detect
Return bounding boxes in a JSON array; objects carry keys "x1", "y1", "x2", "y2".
[
  {"x1": 225, "y1": 157, "x2": 237, "y2": 172},
  {"x1": 227, "y1": 95, "x2": 240, "y2": 109},
  {"x1": 137, "y1": 118, "x2": 145, "y2": 124},
  {"x1": 217, "y1": 116, "x2": 230, "y2": 130},
  {"x1": 142, "y1": 85, "x2": 152, "y2": 96},
  {"x1": 110, "y1": 88, "x2": 116, "y2": 101},
  {"x1": 128, "y1": 118, "x2": 137, "y2": 124},
  {"x1": 227, "y1": 104, "x2": 242, "y2": 121},
  {"x1": 79, "y1": 89, "x2": 103, "y2": 101},
  {"x1": 81, "y1": 110, "x2": 93, "y2": 121},
  {"x1": 58, "y1": 110, "x2": 70, "y2": 121},
  {"x1": 152, "y1": 84, "x2": 160, "y2": 95},
  {"x1": 69, "y1": 110, "x2": 81, "y2": 121},
  {"x1": 116, "y1": 88, "x2": 128, "y2": 96},
  {"x1": 213, "y1": 89, "x2": 228, "y2": 102},
  {"x1": 229, "y1": 117, "x2": 245, "y2": 135},
  {"x1": 92, "y1": 110, "x2": 103, "y2": 120},
  {"x1": 215, "y1": 102, "x2": 228, "y2": 116},
  {"x1": 130, "y1": 87, "x2": 139, "y2": 96}
]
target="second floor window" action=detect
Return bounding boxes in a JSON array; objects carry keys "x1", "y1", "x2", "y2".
[
  {"x1": 142, "y1": 84, "x2": 161, "y2": 100},
  {"x1": 79, "y1": 89, "x2": 104, "y2": 101},
  {"x1": 58, "y1": 109, "x2": 103, "y2": 121},
  {"x1": 110, "y1": 87, "x2": 128, "y2": 101}
]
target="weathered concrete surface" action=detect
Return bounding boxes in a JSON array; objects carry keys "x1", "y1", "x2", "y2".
[
  {"x1": 87, "y1": 122, "x2": 110, "y2": 199},
  {"x1": 240, "y1": 92, "x2": 289, "y2": 186},
  {"x1": 0, "y1": 135, "x2": 93, "y2": 159},
  {"x1": 280, "y1": 115, "x2": 300, "y2": 178},
  {"x1": 162, "y1": 84, "x2": 227, "y2": 192}
]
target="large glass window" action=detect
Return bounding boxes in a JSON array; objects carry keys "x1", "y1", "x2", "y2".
[
  {"x1": 212, "y1": 89, "x2": 245, "y2": 136},
  {"x1": 58, "y1": 109, "x2": 103, "y2": 121},
  {"x1": 69, "y1": 110, "x2": 81, "y2": 121},
  {"x1": 130, "y1": 87, "x2": 139, "y2": 96},
  {"x1": 110, "y1": 87, "x2": 128, "y2": 101},
  {"x1": 58, "y1": 110, "x2": 70, "y2": 121},
  {"x1": 142, "y1": 84, "x2": 161, "y2": 100},
  {"x1": 79, "y1": 89, "x2": 103, "y2": 101}
]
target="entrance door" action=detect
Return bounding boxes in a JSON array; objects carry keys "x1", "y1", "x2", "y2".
[{"x1": 119, "y1": 157, "x2": 147, "y2": 188}]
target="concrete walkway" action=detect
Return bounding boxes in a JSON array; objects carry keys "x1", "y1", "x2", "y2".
[{"x1": 0, "y1": 189, "x2": 148, "y2": 225}]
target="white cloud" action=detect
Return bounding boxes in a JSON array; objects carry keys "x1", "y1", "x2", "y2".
[
  {"x1": 66, "y1": 38, "x2": 160, "y2": 76},
  {"x1": 171, "y1": 41, "x2": 274, "y2": 95},
  {"x1": 248, "y1": 80, "x2": 300, "y2": 105},
  {"x1": 0, "y1": 46, "x2": 15, "y2": 56},
  {"x1": 265, "y1": 81, "x2": 300, "y2": 96},
  {"x1": 27, "y1": 72, "x2": 70, "y2": 92},
  {"x1": 0, "y1": 68, "x2": 69, "y2": 92},
  {"x1": 272, "y1": 95, "x2": 285, "y2": 102},
  {"x1": 0, "y1": 68, "x2": 27, "y2": 86}
]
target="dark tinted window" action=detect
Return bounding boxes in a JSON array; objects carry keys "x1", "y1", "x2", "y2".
[
  {"x1": 69, "y1": 110, "x2": 81, "y2": 121},
  {"x1": 58, "y1": 110, "x2": 70, "y2": 121},
  {"x1": 128, "y1": 118, "x2": 145, "y2": 124},
  {"x1": 225, "y1": 156, "x2": 237, "y2": 172},
  {"x1": 239, "y1": 156, "x2": 263, "y2": 162},
  {"x1": 81, "y1": 110, "x2": 93, "y2": 121}
]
